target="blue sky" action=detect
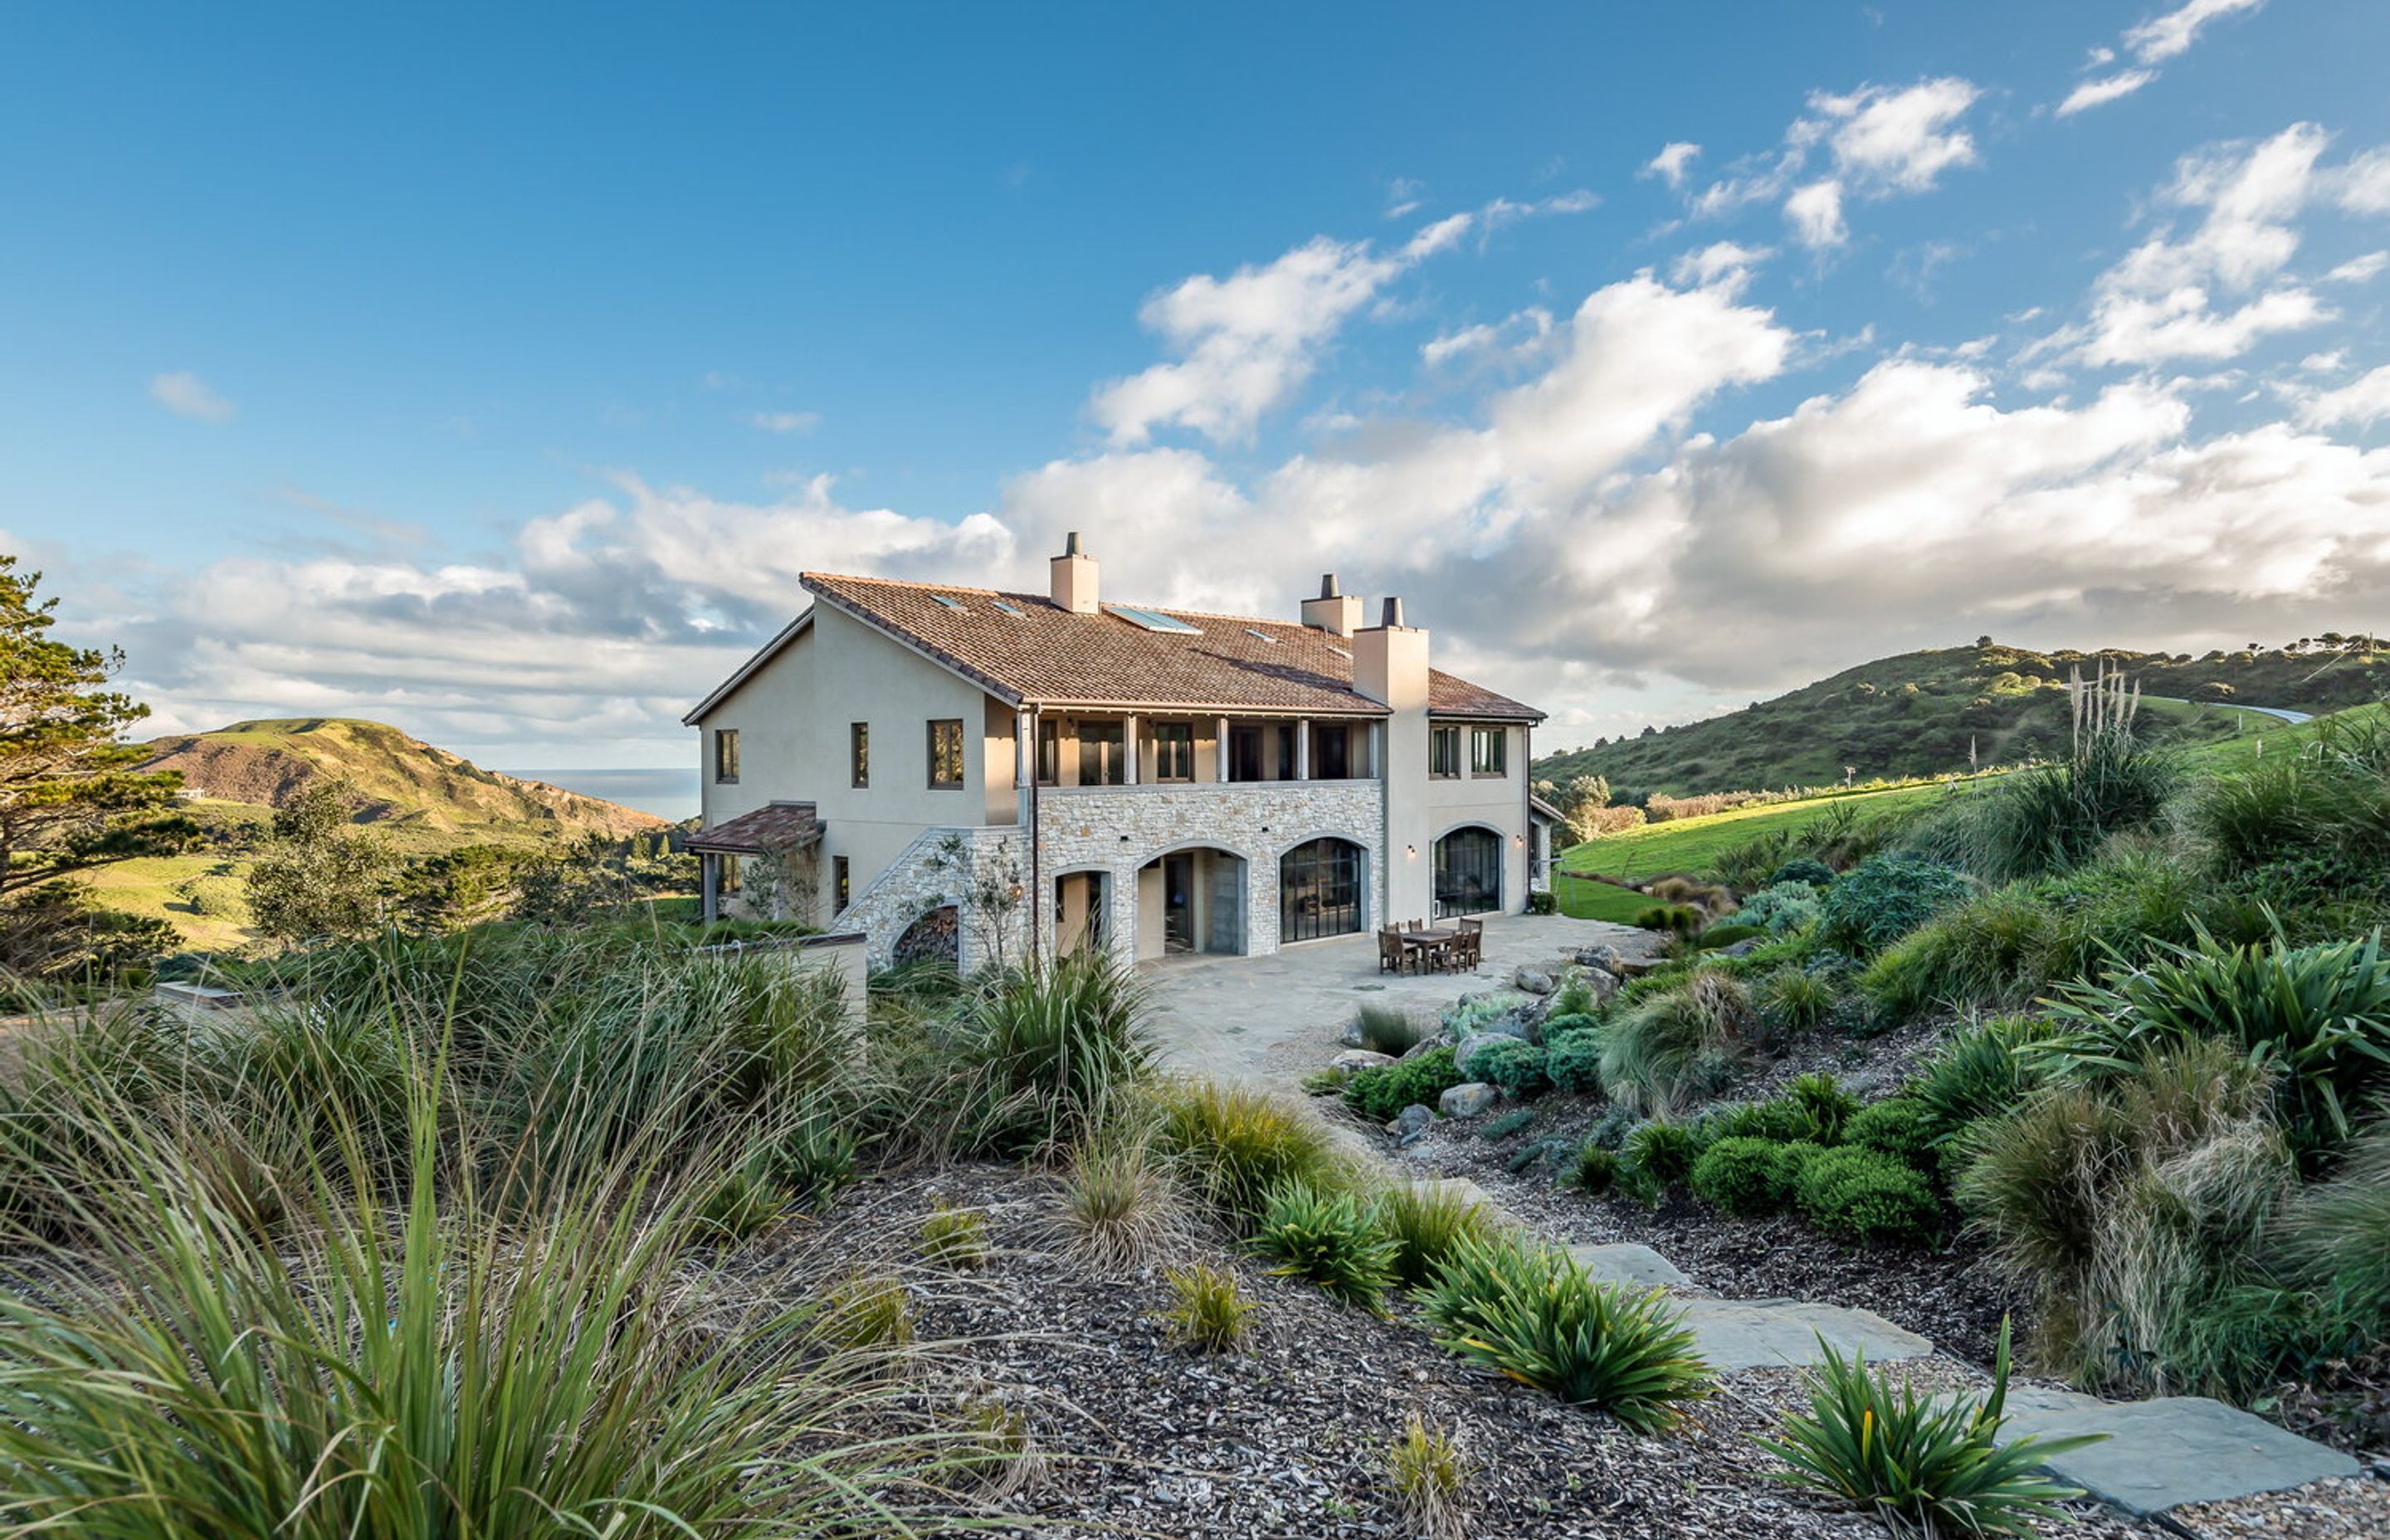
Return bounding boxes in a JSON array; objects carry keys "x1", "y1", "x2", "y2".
[{"x1": 7, "y1": 1, "x2": 2389, "y2": 779}]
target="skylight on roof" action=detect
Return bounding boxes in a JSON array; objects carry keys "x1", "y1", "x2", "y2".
[
  {"x1": 930, "y1": 595, "x2": 966, "y2": 611},
  {"x1": 1244, "y1": 627, "x2": 1277, "y2": 643},
  {"x1": 1327, "y1": 646, "x2": 1351, "y2": 659},
  {"x1": 1105, "y1": 605, "x2": 1202, "y2": 635},
  {"x1": 992, "y1": 600, "x2": 1026, "y2": 616}
]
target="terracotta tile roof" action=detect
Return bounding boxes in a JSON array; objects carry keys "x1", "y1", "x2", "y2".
[
  {"x1": 797, "y1": 573, "x2": 1542, "y2": 721},
  {"x1": 687, "y1": 801, "x2": 820, "y2": 854}
]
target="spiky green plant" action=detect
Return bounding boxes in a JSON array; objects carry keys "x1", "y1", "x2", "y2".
[
  {"x1": 1757, "y1": 1318, "x2": 2104, "y2": 1537},
  {"x1": 1383, "y1": 1411, "x2": 1469, "y2": 1540},
  {"x1": 919, "y1": 1205, "x2": 992, "y2": 1270},
  {"x1": 1161, "y1": 1264, "x2": 1255, "y2": 1352},
  {"x1": 1250, "y1": 1180, "x2": 1400, "y2": 1309},
  {"x1": 1373, "y1": 1180, "x2": 1498, "y2": 1290},
  {"x1": 1417, "y1": 1235, "x2": 1712, "y2": 1432}
]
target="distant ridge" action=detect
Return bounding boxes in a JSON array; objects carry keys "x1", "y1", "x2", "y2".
[{"x1": 136, "y1": 717, "x2": 667, "y2": 846}]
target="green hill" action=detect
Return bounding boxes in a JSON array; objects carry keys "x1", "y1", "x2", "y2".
[
  {"x1": 136, "y1": 718, "x2": 666, "y2": 851},
  {"x1": 1534, "y1": 639, "x2": 2387, "y2": 797}
]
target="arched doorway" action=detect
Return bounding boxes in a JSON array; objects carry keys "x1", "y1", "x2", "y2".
[
  {"x1": 894, "y1": 904, "x2": 960, "y2": 967},
  {"x1": 1053, "y1": 870, "x2": 1110, "y2": 958},
  {"x1": 1433, "y1": 826, "x2": 1502, "y2": 919},
  {"x1": 1280, "y1": 836, "x2": 1365, "y2": 943},
  {"x1": 1135, "y1": 847, "x2": 1246, "y2": 958}
]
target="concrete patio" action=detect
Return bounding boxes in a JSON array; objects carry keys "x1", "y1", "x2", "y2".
[{"x1": 1142, "y1": 910, "x2": 1654, "y2": 1087}]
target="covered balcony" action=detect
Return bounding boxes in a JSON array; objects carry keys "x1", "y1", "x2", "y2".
[{"x1": 1026, "y1": 711, "x2": 1383, "y2": 792}]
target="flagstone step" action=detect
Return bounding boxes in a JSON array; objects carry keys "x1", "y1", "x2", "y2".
[
  {"x1": 1674, "y1": 1297, "x2": 1937, "y2": 1372},
  {"x1": 1991, "y1": 1392, "x2": 2364, "y2": 1517},
  {"x1": 1564, "y1": 1241, "x2": 1705, "y2": 1294}
]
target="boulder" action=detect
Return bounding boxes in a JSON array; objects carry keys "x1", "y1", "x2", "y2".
[
  {"x1": 1454, "y1": 1028, "x2": 1529, "y2": 1075},
  {"x1": 1513, "y1": 966, "x2": 1557, "y2": 995},
  {"x1": 1330, "y1": 1049, "x2": 1395, "y2": 1073},
  {"x1": 1337, "y1": 1018, "x2": 1368, "y2": 1048},
  {"x1": 1388, "y1": 1104, "x2": 1436, "y2": 1137},
  {"x1": 1578, "y1": 965, "x2": 1622, "y2": 1001},
  {"x1": 1398, "y1": 1036, "x2": 1447, "y2": 1061},
  {"x1": 1439, "y1": 1082, "x2": 1498, "y2": 1119},
  {"x1": 1713, "y1": 938, "x2": 1763, "y2": 958}
]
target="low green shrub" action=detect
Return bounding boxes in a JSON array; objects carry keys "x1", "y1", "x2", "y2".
[
  {"x1": 1469, "y1": 1039, "x2": 1549, "y2": 1096},
  {"x1": 1571, "y1": 1144, "x2": 1618, "y2": 1194},
  {"x1": 1598, "y1": 970, "x2": 1753, "y2": 1115},
  {"x1": 1755, "y1": 965, "x2": 1837, "y2": 1031},
  {"x1": 1772, "y1": 858, "x2": 1837, "y2": 889},
  {"x1": 1633, "y1": 903, "x2": 1705, "y2": 937},
  {"x1": 1544, "y1": 1032, "x2": 1604, "y2": 1096},
  {"x1": 1525, "y1": 889, "x2": 1558, "y2": 915},
  {"x1": 1821, "y1": 854, "x2": 1973, "y2": 955},
  {"x1": 1690, "y1": 1137, "x2": 1788, "y2": 1216},
  {"x1": 1375, "y1": 1181, "x2": 1498, "y2": 1290},
  {"x1": 1758, "y1": 1318, "x2": 2102, "y2": 1537},
  {"x1": 1697, "y1": 924, "x2": 1763, "y2": 950},
  {"x1": 1797, "y1": 1148, "x2": 1939, "y2": 1244},
  {"x1": 1551, "y1": 976, "x2": 1599, "y2": 1016},
  {"x1": 1159, "y1": 1082, "x2": 1349, "y2": 1231},
  {"x1": 1251, "y1": 1181, "x2": 1399, "y2": 1309},
  {"x1": 1541, "y1": 1010, "x2": 1597, "y2": 1040},
  {"x1": 1704, "y1": 1099, "x2": 1806, "y2": 1143},
  {"x1": 1783, "y1": 1072, "x2": 1859, "y2": 1145},
  {"x1": 1344, "y1": 1045, "x2": 1466, "y2": 1125},
  {"x1": 1621, "y1": 1118, "x2": 1704, "y2": 1193},
  {"x1": 1479, "y1": 1108, "x2": 1537, "y2": 1141},
  {"x1": 1844, "y1": 1099, "x2": 1934, "y2": 1167},
  {"x1": 1770, "y1": 1140, "x2": 1829, "y2": 1197},
  {"x1": 1417, "y1": 1236, "x2": 1714, "y2": 1432},
  {"x1": 1161, "y1": 1264, "x2": 1254, "y2": 1352}
]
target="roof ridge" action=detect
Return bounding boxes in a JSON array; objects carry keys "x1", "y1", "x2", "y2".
[{"x1": 803, "y1": 571, "x2": 1332, "y2": 634}]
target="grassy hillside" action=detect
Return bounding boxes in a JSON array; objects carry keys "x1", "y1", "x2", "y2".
[
  {"x1": 110, "y1": 719, "x2": 671, "y2": 948},
  {"x1": 1553, "y1": 704, "x2": 2381, "y2": 918},
  {"x1": 1534, "y1": 639, "x2": 2387, "y2": 797},
  {"x1": 139, "y1": 718, "x2": 666, "y2": 852}
]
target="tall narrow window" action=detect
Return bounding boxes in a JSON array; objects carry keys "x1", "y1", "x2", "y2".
[
  {"x1": 1152, "y1": 722, "x2": 1195, "y2": 781},
  {"x1": 1314, "y1": 724, "x2": 1349, "y2": 779},
  {"x1": 928, "y1": 719, "x2": 966, "y2": 788},
  {"x1": 850, "y1": 723, "x2": 870, "y2": 787},
  {"x1": 833, "y1": 855, "x2": 851, "y2": 913},
  {"x1": 1470, "y1": 726, "x2": 1507, "y2": 777},
  {"x1": 1430, "y1": 725, "x2": 1461, "y2": 778},
  {"x1": 1036, "y1": 719, "x2": 1061, "y2": 785},
  {"x1": 713, "y1": 728, "x2": 740, "y2": 784},
  {"x1": 1077, "y1": 721, "x2": 1125, "y2": 785}
]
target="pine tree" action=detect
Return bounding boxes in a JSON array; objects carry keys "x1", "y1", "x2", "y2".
[{"x1": 0, "y1": 555, "x2": 193, "y2": 909}]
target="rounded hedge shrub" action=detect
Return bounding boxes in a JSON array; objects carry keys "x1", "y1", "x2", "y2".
[
  {"x1": 1690, "y1": 1136, "x2": 1787, "y2": 1216},
  {"x1": 1845, "y1": 1097, "x2": 1935, "y2": 1167},
  {"x1": 1797, "y1": 1147, "x2": 1940, "y2": 1244},
  {"x1": 1542, "y1": 1011, "x2": 1598, "y2": 1040},
  {"x1": 1821, "y1": 854, "x2": 1973, "y2": 954},
  {"x1": 1545, "y1": 1032, "x2": 1604, "y2": 1096},
  {"x1": 1572, "y1": 1143, "x2": 1617, "y2": 1194},
  {"x1": 1699, "y1": 924, "x2": 1764, "y2": 950},
  {"x1": 1622, "y1": 1118, "x2": 1705, "y2": 1192},
  {"x1": 1773, "y1": 857, "x2": 1837, "y2": 889},
  {"x1": 1769, "y1": 1141, "x2": 1831, "y2": 1202},
  {"x1": 1344, "y1": 1045, "x2": 1464, "y2": 1124},
  {"x1": 1470, "y1": 1037, "x2": 1549, "y2": 1096}
]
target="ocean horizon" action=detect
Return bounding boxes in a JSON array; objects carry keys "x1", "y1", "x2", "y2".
[{"x1": 506, "y1": 767, "x2": 695, "y2": 822}]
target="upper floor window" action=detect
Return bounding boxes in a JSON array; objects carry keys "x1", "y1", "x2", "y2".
[
  {"x1": 1152, "y1": 721, "x2": 1195, "y2": 782},
  {"x1": 1430, "y1": 725, "x2": 1462, "y2": 778},
  {"x1": 1314, "y1": 723, "x2": 1349, "y2": 779},
  {"x1": 850, "y1": 723, "x2": 870, "y2": 788},
  {"x1": 1078, "y1": 721, "x2": 1126, "y2": 786},
  {"x1": 713, "y1": 728, "x2": 740, "y2": 784},
  {"x1": 1036, "y1": 719, "x2": 1061, "y2": 785},
  {"x1": 928, "y1": 719, "x2": 966, "y2": 789},
  {"x1": 1470, "y1": 726, "x2": 1507, "y2": 777}
]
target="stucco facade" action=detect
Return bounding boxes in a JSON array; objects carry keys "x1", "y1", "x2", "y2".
[{"x1": 683, "y1": 542, "x2": 1544, "y2": 969}]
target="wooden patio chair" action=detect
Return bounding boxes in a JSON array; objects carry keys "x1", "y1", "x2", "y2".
[{"x1": 1377, "y1": 927, "x2": 1406, "y2": 974}]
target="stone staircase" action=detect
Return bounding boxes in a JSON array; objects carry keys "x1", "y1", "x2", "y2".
[{"x1": 1408, "y1": 1177, "x2": 2369, "y2": 1520}]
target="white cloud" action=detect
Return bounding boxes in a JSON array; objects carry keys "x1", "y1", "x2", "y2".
[
  {"x1": 2301, "y1": 349, "x2": 2348, "y2": 373},
  {"x1": 1384, "y1": 176, "x2": 1425, "y2": 218},
  {"x1": 2326, "y1": 251, "x2": 2389, "y2": 284},
  {"x1": 1668, "y1": 241, "x2": 1773, "y2": 293},
  {"x1": 1642, "y1": 142, "x2": 1700, "y2": 188},
  {"x1": 1784, "y1": 181, "x2": 1847, "y2": 249},
  {"x1": 739, "y1": 409, "x2": 822, "y2": 435},
  {"x1": 2056, "y1": 70, "x2": 2156, "y2": 117},
  {"x1": 2297, "y1": 364, "x2": 2390, "y2": 429},
  {"x1": 149, "y1": 372, "x2": 235, "y2": 423},
  {"x1": 2124, "y1": 0, "x2": 2266, "y2": 65},
  {"x1": 2337, "y1": 148, "x2": 2390, "y2": 214},
  {"x1": 1421, "y1": 308, "x2": 1554, "y2": 368}
]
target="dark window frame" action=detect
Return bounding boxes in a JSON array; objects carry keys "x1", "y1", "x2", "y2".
[
  {"x1": 713, "y1": 728, "x2": 740, "y2": 785},
  {"x1": 850, "y1": 722, "x2": 870, "y2": 788},
  {"x1": 1152, "y1": 720, "x2": 1196, "y2": 782},
  {"x1": 1430, "y1": 724, "x2": 1462, "y2": 778},
  {"x1": 1470, "y1": 725, "x2": 1508, "y2": 777},
  {"x1": 1077, "y1": 720, "x2": 1126, "y2": 786},
  {"x1": 1280, "y1": 837, "x2": 1363, "y2": 943},
  {"x1": 833, "y1": 855, "x2": 851, "y2": 912},
  {"x1": 927, "y1": 718, "x2": 967, "y2": 789},
  {"x1": 1036, "y1": 719, "x2": 1061, "y2": 785}
]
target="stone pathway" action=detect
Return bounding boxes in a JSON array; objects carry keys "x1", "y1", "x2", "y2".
[{"x1": 1402, "y1": 1177, "x2": 2368, "y2": 1521}]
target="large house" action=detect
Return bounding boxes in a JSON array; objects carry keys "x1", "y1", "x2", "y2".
[{"x1": 683, "y1": 535, "x2": 1558, "y2": 969}]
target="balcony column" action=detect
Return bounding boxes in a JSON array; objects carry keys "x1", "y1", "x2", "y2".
[
  {"x1": 1294, "y1": 718, "x2": 1310, "y2": 781},
  {"x1": 1014, "y1": 709, "x2": 1033, "y2": 788},
  {"x1": 700, "y1": 853, "x2": 720, "y2": 924},
  {"x1": 1215, "y1": 716, "x2": 1230, "y2": 782},
  {"x1": 1370, "y1": 719, "x2": 1383, "y2": 777},
  {"x1": 1124, "y1": 714, "x2": 1139, "y2": 786}
]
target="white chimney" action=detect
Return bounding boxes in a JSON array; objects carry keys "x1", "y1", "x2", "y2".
[
  {"x1": 1354, "y1": 596, "x2": 1427, "y2": 709},
  {"x1": 1300, "y1": 572, "x2": 1363, "y2": 636},
  {"x1": 1050, "y1": 530, "x2": 1099, "y2": 614}
]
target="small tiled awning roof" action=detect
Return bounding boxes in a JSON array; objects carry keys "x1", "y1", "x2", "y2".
[
  {"x1": 686, "y1": 801, "x2": 820, "y2": 855},
  {"x1": 1530, "y1": 794, "x2": 1566, "y2": 823}
]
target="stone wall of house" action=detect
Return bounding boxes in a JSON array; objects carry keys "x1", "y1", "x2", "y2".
[
  {"x1": 1034, "y1": 782, "x2": 1385, "y2": 961},
  {"x1": 836, "y1": 825, "x2": 1031, "y2": 972}
]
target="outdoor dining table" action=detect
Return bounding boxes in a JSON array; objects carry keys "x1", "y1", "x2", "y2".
[{"x1": 1398, "y1": 928, "x2": 1458, "y2": 952}]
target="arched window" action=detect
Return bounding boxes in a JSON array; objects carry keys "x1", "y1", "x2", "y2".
[
  {"x1": 1280, "y1": 838, "x2": 1363, "y2": 943},
  {"x1": 1433, "y1": 827, "x2": 1501, "y2": 918}
]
